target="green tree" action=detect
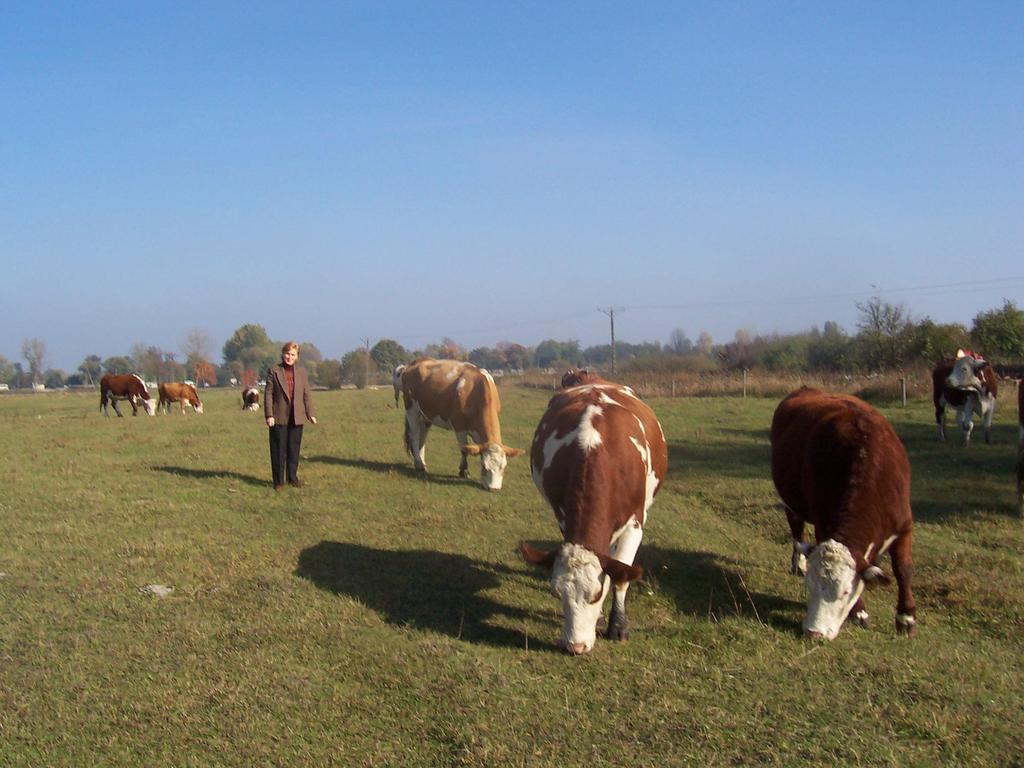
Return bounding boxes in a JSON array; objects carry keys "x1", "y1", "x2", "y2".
[
  {"x1": 44, "y1": 369, "x2": 66, "y2": 389},
  {"x1": 496, "y1": 342, "x2": 531, "y2": 371},
  {"x1": 807, "y1": 322, "x2": 855, "y2": 372},
  {"x1": 0, "y1": 355, "x2": 16, "y2": 386},
  {"x1": 971, "y1": 300, "x2": 1024, "y2": 359},
  {"x1": 371, "y1": 339, "x2": 409, "y2": 372},
  {"x1": 77, "y1": 355, "x2": 103, "y2": 386},
  {"x1": 102, "y1": 356, "x2": 134, "y2": 375},
  {"x1": 340, "y1": 348, "x2": 371, "y2": 388},
  {"x1": 855, "y1": 297, "x2": 914, "y2": 369},
  {"x1": 316, "y1": 359, "x2": 343, "y2": 389},
  {"x1": 907, "y1": 319, "x2": 970, "y2": 363},
  {"x1": 223, "y1": 324, "x2": 278, "y2": 375}
]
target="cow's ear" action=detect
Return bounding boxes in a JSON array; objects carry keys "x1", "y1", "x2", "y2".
[
  {"x1": 862, "y1": 565, "x2": 890, "y2": 588},
  {"x1": 461, "y1": 443, "x2": 483, "y2": 456},
  {"x1": 598, "y1": 554, "x2": 643, "y2": 586},
  {"x1": 503, "y1": 446, "x2": 525, "y2": 458},
  {"x1": 520, "y1": 542, "x2": 556, "y2": 569}
]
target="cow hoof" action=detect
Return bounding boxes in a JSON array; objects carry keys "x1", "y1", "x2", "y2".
[
  {"x1": 415, "y1": 466, "x2": 427, "y2": 474},
  {"x1": 854, "y1": 610, "x2": 871, "y2": 629},
  {"x1": 459, "y1": 470, "x2": 470, "y2": 479},
  {"x1": 606, "y1": 623, "x2": 629, "y2": 643},
  {"x1": 895, "y1": 614, "x2": 917, "y2": 637}
]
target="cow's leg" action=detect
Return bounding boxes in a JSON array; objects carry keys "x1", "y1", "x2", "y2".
[
  {"x1": 456, "y1": 431, "x2": 471, "y2": 478},
  {"x1": 404, "y1": 407, "x2": 429, "y2": 471},
  {"x1": 957, "y1": 406, "x2": 974, "y2": 446},
  {"x1": 851, "y1": 597, "x2": 870, "y2": 628},
  {"x1": 606, "y1": 518, "x2": 643, "y2": 642},
  {"x1": 111, "y1": 397, "x2": 124, "y2": 418},
  {"x1": 784, "y1": 506, "x2": 808, "y2": 576},
  {"x1": 982, "y1": 399, "x2": 994, "y2": 445},
  {"x1": 935, "y1": 401, "x2": 946, "y2": 442},
  {"x1": 890, "y1": 532, "x2": 917, "y2": 636}
]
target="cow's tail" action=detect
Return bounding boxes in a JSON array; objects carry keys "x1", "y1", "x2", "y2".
[{"x1": 403, "y1": 416, "x2": 413, "y2": 457}]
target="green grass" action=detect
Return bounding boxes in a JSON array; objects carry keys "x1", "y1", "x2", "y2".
[{"x1": 1, "y1": 386, "x2": 1022, "y2": 766}]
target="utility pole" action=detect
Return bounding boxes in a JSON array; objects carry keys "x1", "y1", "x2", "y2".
[
  {"x1": 598, "y1": 307, "x2": 624, "y2": 375},
  {"x1": 363, "y1": 338, "x2": 371, "y2": 389}
]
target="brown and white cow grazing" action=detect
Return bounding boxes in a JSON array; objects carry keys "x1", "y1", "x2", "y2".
[
  {"x1": 158, "y1": 382, "x2": 204, "y2": 414},
  {"x1": 392, "y1": 364, "x2": 407, "y2": 407},
  {"x1": 400, "y1": 358, "x2": 523, "y2": 490},
  {"x1": 933, "y1": 349, "x2": 998, "y2": 445},
  {"x1": 771, "y1": 387, "x2": 916, "y2": 640},
  {"x1": 242, "y1": 387, "x2": 260, "y2": 411},
  {"x1": 521, "y1": 377, "x2": 668, "y2": 654},
  {"x1": 100, "y1": 373, "x2": 156, "y2": 417}
]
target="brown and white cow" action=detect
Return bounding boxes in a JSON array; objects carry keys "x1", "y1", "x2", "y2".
[
  {"x1": 158, "y1": 382, "x2": 204, "y2": 414},
  {"x1": 242, "y1": 387, "x2": 260, "y2": 411},
  {"x1": 521, "y1": 377, "x2": 668, "y2": 654},
  {"x1": 399, "y1": 358, "x2": 523, "y2": 490},
  {"x1": 933, "y1": 349, "x2": 998, "y2": 445},
  {"x1": 100, "y1": 373, "x2": 156, "y2": 417},
  {"x1": 392, "y1": 364, "x2": 407, "y2": 407},
  {"x1": 771, "y1": 387, "x2": 916, "y2": 640}
]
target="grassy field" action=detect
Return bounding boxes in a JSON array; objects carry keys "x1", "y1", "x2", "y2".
[{"x1": 1, "y1": 385, "x2": 1022, "y2": 767}]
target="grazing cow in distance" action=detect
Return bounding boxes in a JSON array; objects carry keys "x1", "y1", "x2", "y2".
[
  {"x1": 521, "y1": 376, "x2": 668, "y2": 654},
  {"x1": 771, "y1": 387, "x2": 916, "y2": 640},
  {"x1": 399, "y1": 358, "x2": 523, "y2": 490},
  {"x1": 392, "y1": 364, "x2": 406, "y2": 407},
  {"x1": 158, "y1": 382, "x2": 204, "y2": 414},
  {"x1": 933, "y1": 349, "x2": 998, "y2": 445},
  {"x1": 242, "y1": 387, "x2": 260, "y2": 411},
  {"x1": 100, "y1": 373, "x2": 156, "y2": 417}
]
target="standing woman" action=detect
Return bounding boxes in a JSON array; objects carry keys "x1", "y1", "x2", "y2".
[{"x1": 265, "y1": 341, "x2": 317, "y2": 490}]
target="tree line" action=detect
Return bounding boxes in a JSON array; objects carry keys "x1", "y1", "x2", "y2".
[{"x1": 3, "y1": 299, "x2": 1022, "y2": 390}]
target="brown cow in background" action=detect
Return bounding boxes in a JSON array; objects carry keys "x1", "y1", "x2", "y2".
[
  {"x1": 100, "y1": 373, "x2": 156, "y2": 417},
  {"x1": 158, "y1": 382, "x2": 204, "y2": 414}
]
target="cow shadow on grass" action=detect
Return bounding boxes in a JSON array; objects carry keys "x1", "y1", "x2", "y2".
[
  {"x1": 296, "y1": 541, "x2": 548, "y2": 649},
  {"x1": 667, "y1": 441, "x2": 770, "y2": 482},
  {"x1": 638, "y1": 545, "x2": 803, "y2": 635},
  {"x1": 152, "y1": 465, "x2": 267, "y2": 488},
  {"x1": 306, "y1": 455, "x2": 477, "y2": 487}
]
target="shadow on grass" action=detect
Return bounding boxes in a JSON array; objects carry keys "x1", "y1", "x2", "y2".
[
  {"x1": 667, "y1": 441, "x2": 771, "y2": 481},
  {"x1": 306, "y1": 455, "x2": 476, "y2": 487},
  {"x1": 639, "y1": 545, "x2": 803, "y2": 634},
  {"x1": 152, "y1": 465, "x2": 267, "y2": 488},
  {"x1": 296, "y1": 541, "x2": 548, "y2": 650}
]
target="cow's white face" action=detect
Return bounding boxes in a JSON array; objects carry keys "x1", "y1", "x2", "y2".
[
  {"x1": 193, "y1": 401, "x2": 204, "y2": 414},
  {"x1": 550, "y1": 543, "x2": 607, "y2": 654},
  {"x1": 142, "y1": 397, "x2": 157, "y2": 416},
  {"x1": 803, "y1": 539, "x2": 864, "y2": 640},
  {"x1": 946, "y1": 356, "x2": 986, "y2": 393},
  {"x1": 479, "y1": 443, "x2": 509, "y2": 490}
]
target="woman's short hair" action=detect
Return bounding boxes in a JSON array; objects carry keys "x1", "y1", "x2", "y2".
[{"x1": 281, "y1": 341, "x2": 300, "y2": 356}]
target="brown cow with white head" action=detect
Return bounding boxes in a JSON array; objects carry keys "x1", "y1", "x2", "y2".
[
  {"x1": 158, "y1": 382, "x2": 204, "y2": 414},
  {"x1": 100, "y1": 373, "x2": 156, "y2": 417},
  {"x1": 933, "y1": 349, "x2": 998, "y2": 445},
  {"x1": 242, "y1": 387, "x2": 260, "y2": 411},
  {"x1": 399, "y1": 358, "x2": 522, "y2": 490},
  {"x1": 521, "y1": 375, "x2": 668, "y2": 654},
  {"x1": 771, "y1": 387, "x2": 917, "y2": 640}
]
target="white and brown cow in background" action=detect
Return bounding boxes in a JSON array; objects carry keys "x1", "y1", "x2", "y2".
[
  {"x1": 392, "y1": 364, "x2": 406, "y2": 407},
  {"x1": 771, "y1": 387, "x2": 917, "y2": 640},
  {"x1": 100, "y1": 373, "x2": 156, "y2": 417},
  {"x1": 933, "y1": 349, "x2": 998, "y2": 445},
  {"x1": 242, "y1": 387, "x2": 260, "y2": 411},
  {"x1": 521, "y1": 374, "x2": 668, "y2": 655},
  {"x1": 399, "y1": 358, "x2": 523, "y2": 490},
  {"x1": 158, "y1": 382, "x2": 204, "y2": 414}
]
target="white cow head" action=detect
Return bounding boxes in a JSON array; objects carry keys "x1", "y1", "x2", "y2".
[
  {"x1": 192, "y1": 400, "x2": 204, "y2": 414},
  {"x1": 392, "y1": 364, "x2": 406, "y2": 407},
  {"x1": 946, "y1": 350, "x2": 989, "y2": 393},
  {"x1": 461, "y1": 442, "x2": 524, "y2": 491},
  {"x1": 521, "y1": 541, "x2": 642, "y2": 654},
  {"x1": 803, "y1": 539, "x2": 888, "y2": 640},
  {"x1": 141, "y1": 396, "x2": 157, "y2": 416}
]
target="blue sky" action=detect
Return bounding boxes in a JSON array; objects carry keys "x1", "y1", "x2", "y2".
[{"x1": 2, "y1": 2, "x2": 1021, "y2": 371}]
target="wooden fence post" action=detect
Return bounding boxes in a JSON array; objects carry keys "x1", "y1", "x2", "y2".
[{"x1": 900, "y1": 377, "x2": 907, "y2": 407}]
